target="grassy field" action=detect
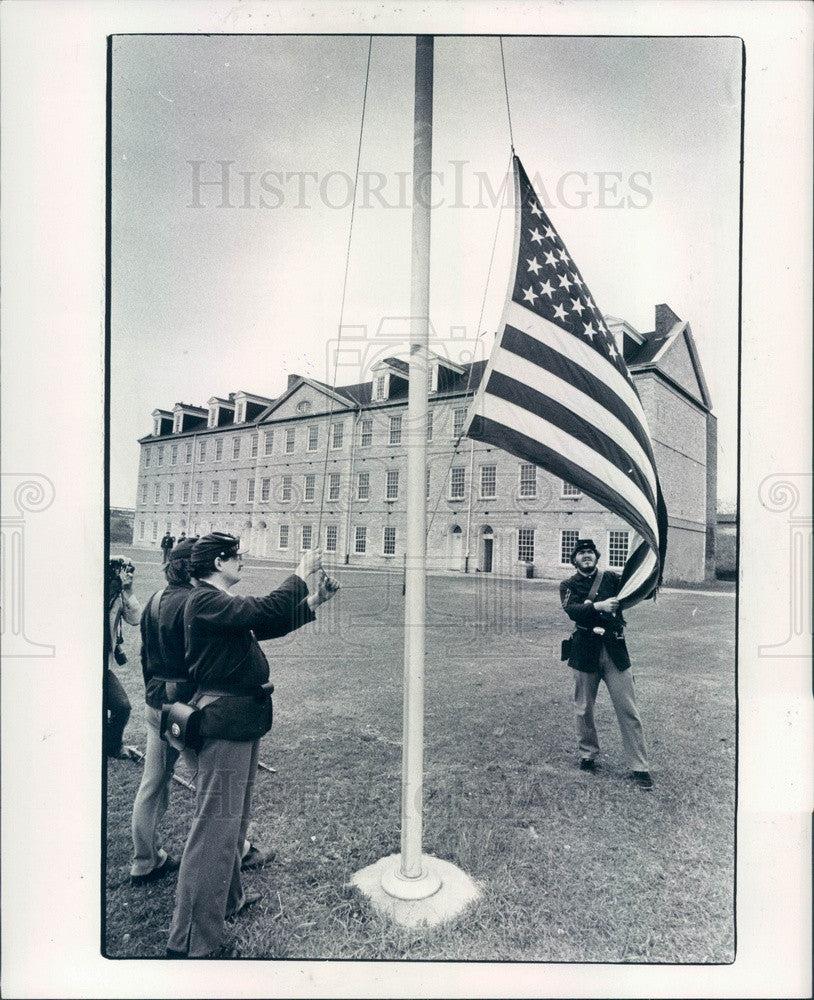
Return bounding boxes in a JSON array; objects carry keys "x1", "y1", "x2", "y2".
[{"x1": 105, "y1": 548, "x2": 736, "y2": 963}]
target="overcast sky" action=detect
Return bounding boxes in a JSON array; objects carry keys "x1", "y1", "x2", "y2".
[{"x1": 111, "y1": 34, "x2": 741, "y2": 508}]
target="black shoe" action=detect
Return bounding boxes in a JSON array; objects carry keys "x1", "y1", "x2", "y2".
[
  {"x1": 131, "y1": 854, "x2": 180, "y2": 886},
  {"x1": 628, "y1": 770, "x2": 654, "y2": 789},
  {"x1": 226, "y1": 890, "x2": 264, "y2": 922},
  {"x1": 579, "y1": 759, "x2": 600, "y2": 772}
]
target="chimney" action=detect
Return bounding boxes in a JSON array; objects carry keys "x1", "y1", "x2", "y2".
[
  {"x1": 654, "y1": 304, "x2": 682, "y2": 338},
  {"x1": 287, "y1": 374, "x2": 300, "y2": 389}
]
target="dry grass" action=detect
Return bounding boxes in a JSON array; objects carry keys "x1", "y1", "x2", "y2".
[{"x1": 105, "y1": 549, "x2": 735, "y2": 962}]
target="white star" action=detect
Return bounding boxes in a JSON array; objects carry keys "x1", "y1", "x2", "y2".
[
  {"x1": 522, "y1": 285, "x2": 539, "y2": 305},
  {"x1": 608, "y1": 341, "x2": 619, "y2": 359},
  {"x1": 544, "y1": 250, "x2": 559, "y2": 268},
  {"x1": 583, "y1": 322, "x2": 597, "y2": 340},
  {"x1": 570, "y1": 296, "x2": 586, "y2": 314},
  {"x1": 553, "y1": 302, "x2": 568, "y2": 322},
  {"x1": 558, "y1": 272, "x2": 573, "y2": 291},
  {"x1": 572, "y1": 273, "x2": 583, "y2": 288},
  {"x1": 544, "y1": 224, "x2": 557, "y2": 241},
  {"x1": 529, "y1": 201, "x2": 543, "y2": 218},
  {"x1": 526, "y1": 256, "x2": 542, "y2": 275},
  {"x1": 558, "y1": 248, "x2": 571, "y2": 265},
  {"x1": 539, "y1": 279, "x2": 555, "y2": 298},
  {"x1": 529, "y1": 228, "x2": 544, "y2": 244}
]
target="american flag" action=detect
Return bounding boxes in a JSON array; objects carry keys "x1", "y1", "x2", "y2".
[{"x1": 464, "y1": 156, "x2": 668, "y2": 607}]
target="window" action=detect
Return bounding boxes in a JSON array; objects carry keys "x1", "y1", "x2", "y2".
[
  {"x1": 195, "y1": 481, "x2": 203, "y2": 503},
  {"x1": 325, "y1": 524, "x2": 338, "y2": 552},
  {"x1": 389, "y1": 414, "x2": 402, "y2": 445},
  {"x1": 307, "y1": 425, "x2": 319, "y2": 452},
  {"x1": 144, "y1": 447, "x2": 151, "y2": 468},
  {"x1": 561, "y1": 529, "x2": 580, "y2": 566},
  {"x1": 139, "y1": 520, "x2": 145, "y2": 540},
  {"x1": 170, "y1": 444, "x2": 178, "y2": 466},
  {"x1": 278, "y1": 524, "x2": 289, "y2": 550},
  {"x1": 354, "y1": 526, "x2": 367, "y2": 554},
  {"x1": 450, "y1": 466, "x2": 466, "y2": 499},
  {"x1": 140, "y1": 483, "x2": 147, "y2": 505},
  {"x1": 281, "y1": 475, "x2": 292, "y2": 502},
  {"x1": 426, "y1": 411, "x2": 433, "y2": 441},
  {"x1": 214, "y1": 439, "x2": 223, "y2": 461},
  {"x1": 480, "y1": 465, "x2": 496, "y2": 499},
  {"x1": 198, "y1": 441, "x2": 207, "y2": 463},
  {"x1": 304, "y1": 474, "x2": 316, "y2": 501},
  {"x1": 285, "y1": 427, "x2": 295, "y2": 454},
  {"x1": 608, "y1": 530, "x2": 630, "y2": 568},
  {"x1": 166, "y1": 521, "x2": 172, "y2": 534},
  {"x1": 152, "y1": 521, "x2": 158, "y2": 542},
  {"x1": 173, "y1": 414, "x2": 182, "y2": 433},
  {"x1": 185, "y1": 442, "x2": 193, "y2": 463},
  {"x1": 383, "y1": 525, "x2": 396, "y2": 556},
  {"x1": 453, "y1": 407, "x2": 467, "y2": 438},
  {"x1": 235, "y1": 401, "x2": 245, "y2": 423},
  {"x1": 228, "y1": 480, "x2": 238, "y2": 503},
  {"x1": 328, "y1": 473, "x2": 340, "y2": 501},
  {"x1": 208, "y1": 409, "x2": 217, "y2": 428},
  {"x1": 247, "y1": 479, "x2": 255, "y2": 502},
  {"x1": 386, "y1": 469, "x2": 399, "y2": 501},
  {"x1": 301, "y1": 524, "x2": 313, "y2": 550},
  {"x1": 167, "y1": 483, "x2": 175, "y2": 504},
  {"x1": 154, "y1": 483, "x2": 161, "y2": 504},
  {"x1": 519, "y1": 463, "x2": 537, "y2": 498},
  {"x1": 357, "y1": 471, "x2": 370, "y2": 500},
  {"x1": 562, "y1": 481, "x2": 582, "y2": 498},
  {"x1": 331, "y1": 422, "x2": 344, "y2": 449},
  {"x1": 250, "y1": 434, "x2": 259, "y2": 458},
  {"x1": 211, "y1": 480, "x2": 220, "y2": 503},
  {"x1": 181, "y1": 482, "x2": 190, "y2": 505},
  {"x1": 360, "y1": 418, "x2": 373, "y2": 447},
  {"x1": 264, "y1": 430, "x2": 274, "y2": 456},
  {"x1": 232, "y1": 437, "x2": 240, "y2": 460},
  {"x1": 260, "y1": 477, "x2": 271, "y2": 502},
  {"x1": 157, "y1": 445, "x2": 164, "y2": 467},
  {"x1": 426, "y1": 467, "x2": 431, "y2": 500},
  {"x1": 518, "y1": 528, "x2": 535, "y2": 563},
  {"x1": 374, "y1": 374, "x2": 386, "y2": 401}
]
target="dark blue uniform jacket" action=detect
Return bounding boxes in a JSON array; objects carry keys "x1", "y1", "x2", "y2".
[{"x1": 559, "y1": 569, "x2": 631, "y2": 673}]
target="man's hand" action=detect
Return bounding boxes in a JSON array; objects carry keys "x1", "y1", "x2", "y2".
[
  {"x1": 594, "y1": 597, "x2": 619, "y2": 614},
  {"x1": 307, "y1": 572, "x2": 340, "y2": 610},
  {"x1": 295, "y1": 548, "x2": 323, "y2": 583},
  {"x1": 120, "y1": 564, "x2": 135, "y2": 592}
]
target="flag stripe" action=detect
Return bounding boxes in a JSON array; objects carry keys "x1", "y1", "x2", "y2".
[
  {"x1": 499, "y1": 324, "x2": 657, "y2": 473},
  {"x1": 484, "y1": 368, "x2": 657, "y2": 509},
  {"x1": 489, "y1": 344, "x2": 658, "y2": 497},
  {"x1": 468, "y1": 412, "x2": 659, "y2": 551},
  {"x1": 504, "y1": 300, "x2": 650, "y2": 434}
]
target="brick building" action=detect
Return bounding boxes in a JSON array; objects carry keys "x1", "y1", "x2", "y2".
[{"x1": 132, "y1": 304, "x2": 716, "y2": 583}]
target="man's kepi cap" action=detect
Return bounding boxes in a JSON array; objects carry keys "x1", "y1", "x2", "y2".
[
  {"x1": 190, "y1": 532, "x2": 243, "y2": 570},
  {"x1": 570, "y1": 538, "x2": 601, "y2": 563},
  {"x1": 168, "y1": 537, "x2": 198, "y2": 562}
]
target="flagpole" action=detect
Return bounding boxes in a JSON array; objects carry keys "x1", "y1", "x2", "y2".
[
  {"x1": 381, "y1": 32, "x2": 438, "y2": 896},
  {"x1": 351, "y1": 34, "x2": 479, "y2": 925}
]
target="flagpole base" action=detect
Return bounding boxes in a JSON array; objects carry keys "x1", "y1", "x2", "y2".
[{"x1": 350, "y1": 853, "x2": 480, "y2": 928}]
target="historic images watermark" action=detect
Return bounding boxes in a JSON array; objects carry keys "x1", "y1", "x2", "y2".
[
  {"x1": 758, "y1": 473, "x2": 812, "y2": 659},
  {"x1": 1, "y1": 473, "x2": 56, "y2": 657},
  {"x1": 187, "y1": 159, "x2": 654, "y2": 212}
]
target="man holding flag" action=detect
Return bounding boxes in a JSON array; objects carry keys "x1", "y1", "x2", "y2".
[
  {"x1": 560, "y1": 538, "x2": 652, "y2": 789},
  {"x1": 464, "y1": 155, "x2": 667, "y2": 787}
]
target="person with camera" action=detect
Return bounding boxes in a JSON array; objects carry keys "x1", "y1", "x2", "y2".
[
  {"x1": 106, "y1": 556, "x2": 141, "y2": 760},
  {"x1": 165, "y1": 533, "x2": 339, "y2": 959},
  {"x1": 559, "y1": 538, "x2": 652, "y2": 790}
]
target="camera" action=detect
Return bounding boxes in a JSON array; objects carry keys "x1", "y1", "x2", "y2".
[
  {"x1": 113, "y1": 641, "x2": 128, "y2": 666},
  {"x1": 109, "y1": 557, "x2": 134, "y2": 576}
]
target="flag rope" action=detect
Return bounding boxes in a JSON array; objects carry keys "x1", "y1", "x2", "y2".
[
  {"x1": 317, "y1": 35, "x2": 373, "y2": 549},
  {"x1": 499, "y1": 37, "x2": 515, "y2": 152}
]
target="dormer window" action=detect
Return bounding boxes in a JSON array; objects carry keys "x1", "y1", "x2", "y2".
[
  {"x1": 153, "y1": 417, "x2": 162, "y2": 436},
  {"x1": 235, "y1": 401, "x2": 246, "y2": 423},
  {"x1": 374, "y1": 374, "x2": 387, "y2": 401},
  {"x1": 208, "y1": 408, "x2": 217, "y2": 428},
  {"x1": 173, "y1": 413, "x2": 182, "y2": 433}
]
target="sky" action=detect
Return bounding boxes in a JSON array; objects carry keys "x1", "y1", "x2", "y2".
[{"x1": 111, "y1": 34, "x2": 742, "y2": 508}]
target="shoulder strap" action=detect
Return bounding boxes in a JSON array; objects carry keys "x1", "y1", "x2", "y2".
[
  {"x1": 148, "y1": 588, "x2": 170, "y2": 666},
  {"x1": 587, "y1": 570, "x2": 604, "y2": 603}
]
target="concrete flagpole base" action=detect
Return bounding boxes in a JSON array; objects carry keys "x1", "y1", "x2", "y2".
[{"x1": 350, "y1": 853, "x2": 480, "y2": 929}]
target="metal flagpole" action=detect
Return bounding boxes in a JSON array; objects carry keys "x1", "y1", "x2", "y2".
[{"x1": 351, "y1": 34, "x2": 479, "y2": 924}]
